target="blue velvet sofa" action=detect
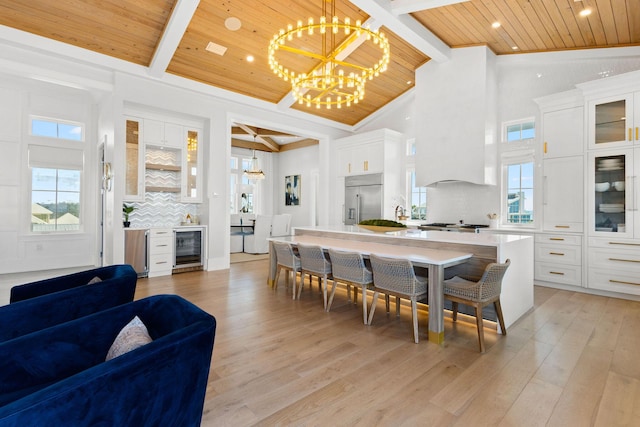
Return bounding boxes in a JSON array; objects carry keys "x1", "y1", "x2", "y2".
[
  {"x1": 1, "y1": 264, "x2": 137, "y2": 342},
  {"x1": 0, "y1": 294, "x2": 216, "y2": 426}
]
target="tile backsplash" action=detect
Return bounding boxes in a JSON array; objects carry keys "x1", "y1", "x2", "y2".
[
  {"x1": 426, "y1": 181, "x2": 500, "y2": 225},
  {"x1": 127, "y1": 192, "x2": 199, "y2": 228}
]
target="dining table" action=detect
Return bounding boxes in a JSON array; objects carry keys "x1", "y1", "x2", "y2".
[{"x1": 268, "y1": 234, "x2": 473, "y2": 344}]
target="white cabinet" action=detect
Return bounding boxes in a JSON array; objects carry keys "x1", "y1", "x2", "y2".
[
  {"x1": 124, "y1": 117, "x2": 145, "y2": 202},
  {"x1": 534, "y1": 233, "x2": 583, "y2": 287},
  {"x1": 542, "y1": 106, "x2": 584, "y2": 158},
  {"x1": 337, "y1": 140, "x2": 383, "y2": 176},
  {"x1": 543, "y1": 156, "x2": 583, "y2": 232},
  {"x1": 148, "y1": 228, "x2": 173, "y2": 277},
  {"x1": 587, "y1": 237, "x2": 640, "y2": 295},
  {"x1": 143, "y1": 119, "x2": 183, "y2": 148},
  {"x1": 588, "y1": 149, "x2": 635, "y2": 238}
]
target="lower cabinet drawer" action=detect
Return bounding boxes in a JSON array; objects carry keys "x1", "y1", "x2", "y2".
[
  {"x1": 149, "y1": 236, "x2": 173, "y2": 254},
  {"x1": 149, "y1": 253, "x2": 173, "y2": 270},
  {"x1": 535, "y1": 262, "x2": 582, "y2": 286},
  {"x1": 535, "y1": 243, "x2": 581, "y2": 265},
  {"x1": 588, "y1": 247, "x2": 640, "y2": 273},
  {"x1": 588, "y1": 268, "x2": 640, "y2": 295}
]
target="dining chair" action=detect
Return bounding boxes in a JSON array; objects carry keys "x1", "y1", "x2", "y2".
[
  {"x1": 272, "y1": 241, "x2": 302, "y2": 299},
  {"x1": 368, "y1": 254, "x2": 428, "y2": 344},
  {"x1": 243, "y1": 215, "x2": 272, "y2": 254},
  {"x1": 296, "y1": 244, "x2": 333, "y2": 310},
  {"x1": 327, "y1": 249, "x2": 373, "y2": 324},
  {"x1": 443, "y1": 259, "x2": 511, "y2": 353}
]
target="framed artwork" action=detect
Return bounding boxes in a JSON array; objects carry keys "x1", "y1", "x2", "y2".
[{"x1": 285, "y1": 175, "x2": 300, "y2": 206}]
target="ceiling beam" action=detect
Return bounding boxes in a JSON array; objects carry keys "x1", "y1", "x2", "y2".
[
  {"x1": 235, "y1": 123, "x2": 281, "y2": 152},
  {"x1": 231, "y1": 126, "x2": 295, "y2": 137},
  {"x1": 350, "y1": 0, "x2": 451, "y2": 62},
  {"x1": 279, "y1": 138, "x2": 319, "y2": 152},
  {"x1": 148, "y1": 0, "x2": 200, "y2": 78},
  {"x1": 390, "y1": 0, "x2": 469, "y2": 15}
]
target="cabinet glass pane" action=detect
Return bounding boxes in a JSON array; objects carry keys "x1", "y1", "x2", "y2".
[
  {"x1": 125, "y1": 120, "x2": 140, "y2": 196},
  {"x1": 186, "y1": 130, "x2": 198, "y2": 198},
  {"x1": 594, "y1": 154, "x2": 626, "y2": 232},
  {"x1": 595, "y1": 100, "x2": 626, "y2": 144}
]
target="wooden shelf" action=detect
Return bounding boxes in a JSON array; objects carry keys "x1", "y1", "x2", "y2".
[
  {"x1": 146, "y1": 163, "x2": 181, "y2": 172},
  {"x1": 145, "y1": 186, "x2": 181, "y2": 193}
]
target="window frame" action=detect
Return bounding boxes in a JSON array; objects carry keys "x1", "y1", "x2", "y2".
[
  {"x1": 30, "y1": 167, "x2": 82, "y2": 233},
  {"x1": 30, "y1": 115, "x2": 85, "y2": 142},
  {"x1": 501, "y1": 150, "x2": 536, "y2": 227},
  {"x1": 502, "y1": 117, "x2": 535, "y2": 145}
]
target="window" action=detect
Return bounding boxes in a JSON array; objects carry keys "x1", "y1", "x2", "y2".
[
  {"x1": 505, "y1": 161, "x2": 534, "y2": 224},
  {"x1": 409, "y1": 170, "x2": 426, "y2": 220},
  {"x1": 504, "y1": 118, "x2": 535, "y2": 143},
  {"x1": 31, "y1": 117, "x2": 84, "y2": 141},
  {"x1": 31, "y1": 168, "x2": 81, "y2": 232},
  {"x1": 230, "y1": 154, "x2": 256, "y2": 213}
]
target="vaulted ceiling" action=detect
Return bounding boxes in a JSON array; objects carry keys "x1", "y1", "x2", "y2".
[{"x1": 0, "y1": 0, "x2": 638, "y2": 127}]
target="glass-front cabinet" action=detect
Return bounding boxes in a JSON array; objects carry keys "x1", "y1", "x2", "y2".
[
  {"x1": 124, "y1": 117, "x2": 145, "y2": 202},
  {"x1": 588, "y1": 93, "x2": 637, "y2": 148},
  {"x1": 181, "y1": 127, "x2": 203, "y2": 203},
  {"x1": 589, "y1": 149, "x2": 633, "y2": 237}
]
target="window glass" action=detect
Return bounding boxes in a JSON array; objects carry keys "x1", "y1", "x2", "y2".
[
  {"x1": 506, "y1": 162, "x2": 534, "y2": 224},
  {"x1": 505, "y1": 120, "x2": 535, "y2": 143},
  {"x1": 31, "y1": 118, "x2": 83, "y2": 141},
  {"x1": 230, "y1": 157, "x2": 238, "y2": 170},
  {"x1": 31, "y1": 168, "x2": 81, "y2": 232},
  {"x1": 409, "y1": 170, "x2": 426, "y2": 220}
]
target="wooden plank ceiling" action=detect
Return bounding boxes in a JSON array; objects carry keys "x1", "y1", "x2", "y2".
[{"x1": 0, "y1": 0, "x2": 637, "y2": 129}]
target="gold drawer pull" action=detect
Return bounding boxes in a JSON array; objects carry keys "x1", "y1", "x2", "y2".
[
  {"x1": 610, "y1": 279, "x2": 640, "y2": 286},
  {"x1": 554, "y1": 225, "x2": 570, "y2": 229},
  {"x1": 549, "y1": 238, "x2": 565, "y2": 241},
  {"x1": 609, "y1": 242, "x2": 640, "y2": 247},
  {"x1": 637, "y1": 126, "x2": 639, "y2": 141},
  {"x1": 549, "y1": 252, "x2": 565, "y2": 256},
  {"x1": 609, "y1": 257, "x2": 640, "y2": 263},
  {"x1": 550, "y1": 271, "x2": 565, "y2": 275}
]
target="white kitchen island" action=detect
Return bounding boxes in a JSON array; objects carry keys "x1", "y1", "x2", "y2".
[{"x1": 283, "y1": 225, "x2": 534, "y2": 344}]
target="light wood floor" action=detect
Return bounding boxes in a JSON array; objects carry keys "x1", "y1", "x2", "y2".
[{"x1": 135, "y1": 259, "x2": 640, "y2": 426}]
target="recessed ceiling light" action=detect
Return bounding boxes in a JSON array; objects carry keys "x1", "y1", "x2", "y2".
[
  {"x1": 206, "y1": 41, "x2": 227, "y2": 56},
  {"x1": 406, "y1": 80, "x2": 412, "y2": 85},
  {"x1": 579, "y1": 8, "x2": 592, "y2": 17},
  {"x1": 225, "y1": 17, "x2": 242, "y2": 31},
  {"x1": 512, "y1": 46, "x2": 519, "y2": 50},
  {"x1": 246, "y1": 55, "x2": 254, "y2": 62},
  {"x1": 492, "y1": 22, "x2": 501, "y2": 29}
]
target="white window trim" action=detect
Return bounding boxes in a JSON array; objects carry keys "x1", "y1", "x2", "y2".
[
  {"x1": 501, "y1": 116, "x2": 536, "y2": 147},
  {"x1": 501, "y1": 149, "x2": 536, "y2": 228}
]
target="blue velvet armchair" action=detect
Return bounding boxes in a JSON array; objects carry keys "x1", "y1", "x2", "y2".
[
  {"x1": 1, "y1": 264, "x2": 137, "y2": 342},
  {"x1": 0, "y1": 294, "x2": 216, "y2": 426}
]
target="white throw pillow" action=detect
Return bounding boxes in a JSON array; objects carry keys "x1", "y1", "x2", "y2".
[{"x1": 105, "y1": 316, "x2": 152, "y2": 361}]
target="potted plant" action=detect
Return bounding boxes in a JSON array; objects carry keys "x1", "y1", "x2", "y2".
[{"x1": 123, "y1": 203, "x2": 135, "y2": 228}]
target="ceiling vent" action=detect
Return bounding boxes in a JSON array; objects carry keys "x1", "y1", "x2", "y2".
[{"x1": 206, "y1": 42, "x2": 227, "y2": 56}]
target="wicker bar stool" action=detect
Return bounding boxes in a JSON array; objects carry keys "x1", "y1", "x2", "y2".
[
  {"x1": 327, "y1": 249, "x2": 373, "y2": 324},
  {"x1": 272, "y1": 241, "x2": 302, "y2": 300},
  {"x1": 368, "y1": 254, "x2": 428, "y2": 344},
  {"x1": 443, "y1": 259, "x2": 511, "y2": 353},
  {"x1": 297, "y1": 244, "x2": 333, "y2": 310}
]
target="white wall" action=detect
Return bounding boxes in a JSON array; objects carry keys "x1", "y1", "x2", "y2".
[{"x1": 275, "y1": 145, "x2": 320, "y2": 227}]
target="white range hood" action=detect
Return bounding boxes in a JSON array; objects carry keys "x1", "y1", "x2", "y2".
[{"x1": 414, "y1": 46, "x2": 498, "y2": 186}]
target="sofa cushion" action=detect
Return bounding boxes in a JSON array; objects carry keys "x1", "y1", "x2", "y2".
[{"x1": 105, "y1": 316, "x2": 152, "y2": 361}]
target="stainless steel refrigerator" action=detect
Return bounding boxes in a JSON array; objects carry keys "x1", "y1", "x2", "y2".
[{"x1": 344, "y1": 173, "x2": 383, "y2": 225}]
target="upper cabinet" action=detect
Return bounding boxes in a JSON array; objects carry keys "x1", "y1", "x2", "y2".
[
  {"x1": 182, "y1": 127, "x2": 203, "y2": 203},
  {"x1": 535, "y1": 89, "x2": 584, "y2": 158},
  {"x1": 143, "y1": 119, "x2": 184, "y2": 148},
  {"x1": 124, "y1": 113, "x2": 204, "y2": 203},
  {"x1": 578, "y1": 70, "x2": 640, "y2": 150},
  {"x1": 124, "y1": 117, "x2": 145, "y2": 202},
  {"x1": 587, "y1": 94, "x2": 636, "y2": 148},
  {"x1": 337, "y1": 140, "x2": 383, "y2": 176}
]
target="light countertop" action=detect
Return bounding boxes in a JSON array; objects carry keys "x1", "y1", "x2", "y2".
[{"x1": 292, "y1": 225, "x2": 532, "y2": 247}]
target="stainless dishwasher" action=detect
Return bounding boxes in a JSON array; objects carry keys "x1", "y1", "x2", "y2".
[{"x1": 124, "y1": 229, "x2": 149, "y2": 277}]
